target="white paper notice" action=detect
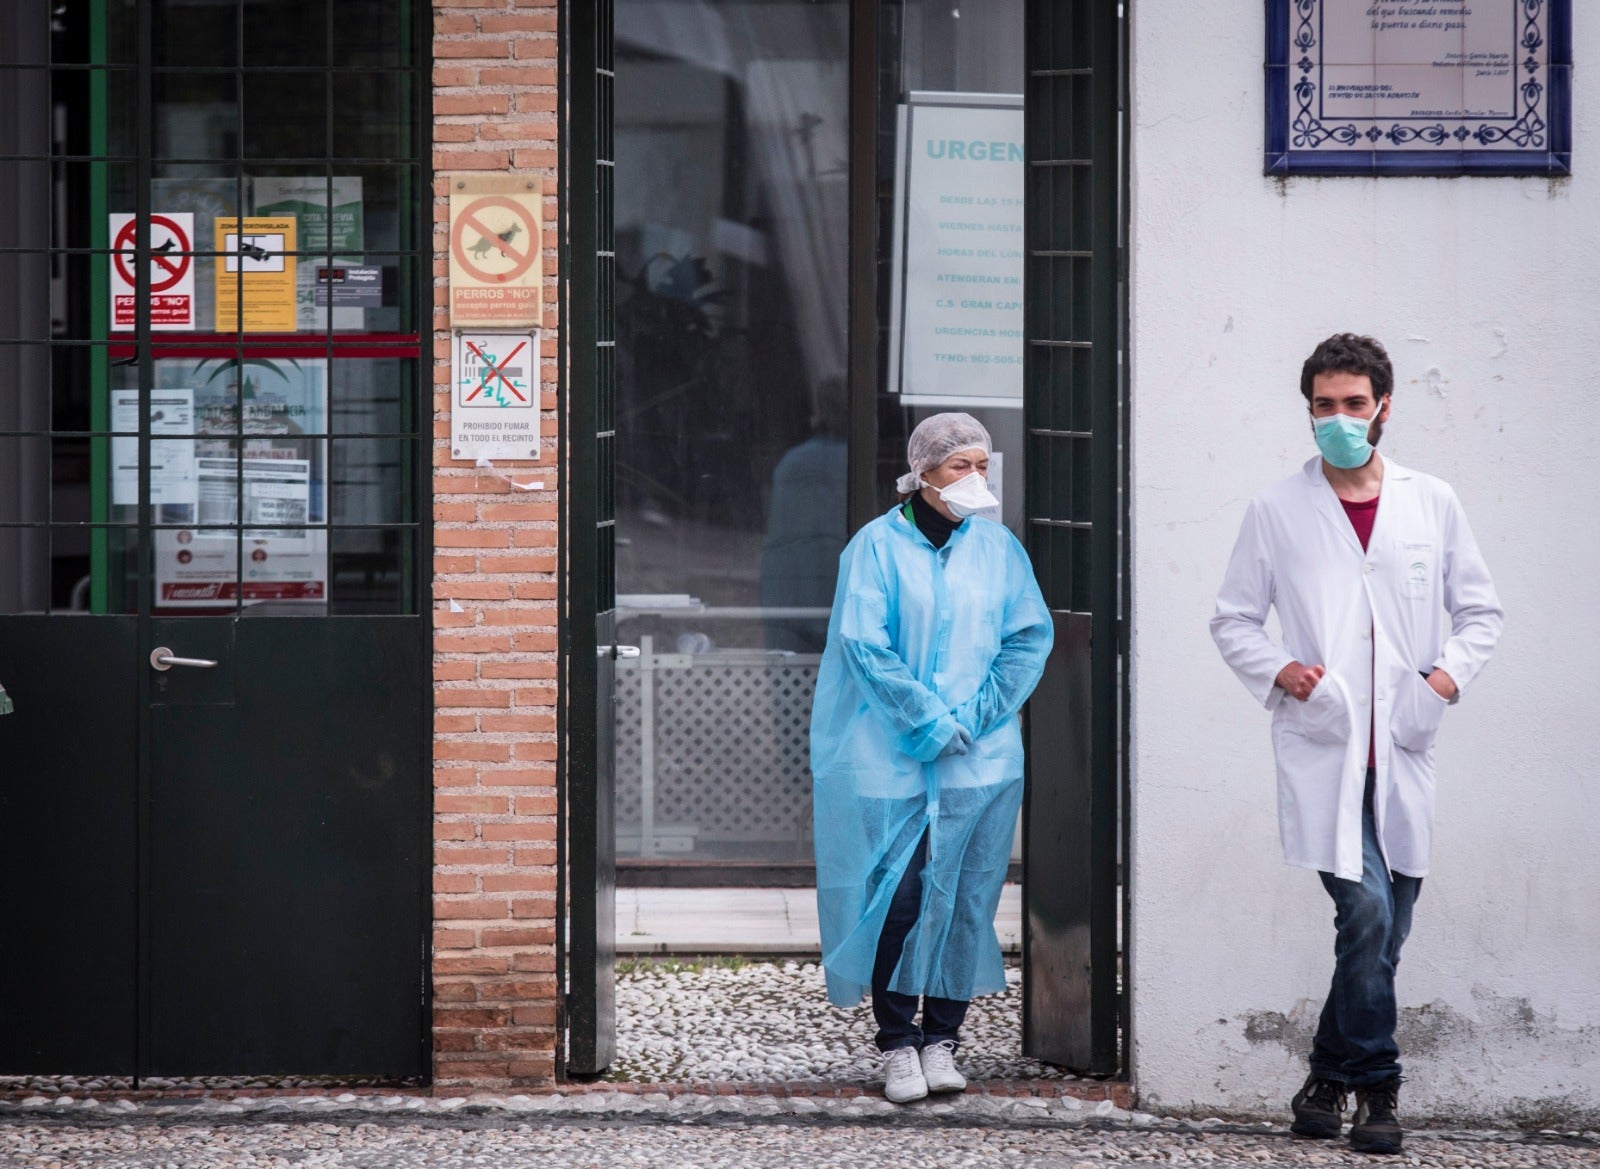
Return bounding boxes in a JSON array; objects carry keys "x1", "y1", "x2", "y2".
[
  {"x1": 889, "y1": 96, "x2": 1025, "y2": 407},
  {"x1": 110, "y1": 389, "x2": 198, "y2": 510}
]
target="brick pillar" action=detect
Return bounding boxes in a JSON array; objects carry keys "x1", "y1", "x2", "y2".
[{"x1": 430, "y1": 0, "x2": 561, "y2": 1090}]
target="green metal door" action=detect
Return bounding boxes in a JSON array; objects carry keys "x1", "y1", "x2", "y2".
[
  {"x1": 0, "y1": 0, "x2": 431, "y2": 1079},
  {"x1": 561, "y1": 0, "x2": 619, "y2": 1076}
]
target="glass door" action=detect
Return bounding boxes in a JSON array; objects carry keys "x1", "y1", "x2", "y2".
[
  {"x1": 609, "y1": 1, "x2": 1029, "y2": 880},
  {"x1": 611, "y1": 0, "x2": 850, "y2": 871},
  {"x1": 873, "y1": 1, "x2": 1026, "y2": 530}
]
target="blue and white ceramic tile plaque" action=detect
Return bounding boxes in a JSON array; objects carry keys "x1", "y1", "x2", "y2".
[{"x1": 1266, "y1": 0, "x2": 1571, "y2": 175}]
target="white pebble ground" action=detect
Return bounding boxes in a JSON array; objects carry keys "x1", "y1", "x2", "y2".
[{"x1": 609, "y1": 958, "x2": 1068, "y2": 1084}]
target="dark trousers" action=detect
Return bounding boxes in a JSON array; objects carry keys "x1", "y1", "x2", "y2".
[
  {"x1": 871, "y1": 830, "x2": 969, "y2": 1052},
  {"x1": 1311, "y1": 771, "x2": 1423, "y2": 1088}
]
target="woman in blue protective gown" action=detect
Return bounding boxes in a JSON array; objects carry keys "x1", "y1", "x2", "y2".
[{"x1": 810, "y1": 412, "x2": 1053, "y2": 1104}]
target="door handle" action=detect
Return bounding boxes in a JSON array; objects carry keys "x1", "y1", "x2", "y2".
[
  {"x1": 149, "y1": 647, "x2": 219, "y2": 671},
  {"x1": 595, "y1": 645, "x2": 642, "y2": 659}
]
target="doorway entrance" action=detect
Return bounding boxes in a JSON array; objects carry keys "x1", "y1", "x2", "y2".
[
  {"x1": 0, "y1": 0, "x2": 431, "y2": 1079},
  {"x1": 564, "y1": 0, "x2": 1126, "y2": 1079}
]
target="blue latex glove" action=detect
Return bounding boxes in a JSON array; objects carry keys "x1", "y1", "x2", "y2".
[{"x1": 937, "y1": 726, "x2": 973, "y2": 758}]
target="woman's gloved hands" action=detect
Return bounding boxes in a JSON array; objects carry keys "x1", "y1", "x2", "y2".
[{"x1": 937, "y1": 726, "x2": 973, "y2": 758}]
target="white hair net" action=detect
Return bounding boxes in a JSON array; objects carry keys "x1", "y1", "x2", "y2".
[{"x1": 894, "y1": 412, "x2": 993, "y2": 495}]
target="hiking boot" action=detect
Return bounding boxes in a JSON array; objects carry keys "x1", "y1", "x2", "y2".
[
  {"x1": 919, "y1": 1039, "x2": 967, "y2": 1093},
  {"x1": 1350, "y1": 1077, "x2": 1404, "y2": 1154},
  {"x1": 882, "y1": 1045, "x2": 928, "y2": 1104},
  {"x1": 1289, "y1": 1073, "x2": 1347, "y2": 1139}
]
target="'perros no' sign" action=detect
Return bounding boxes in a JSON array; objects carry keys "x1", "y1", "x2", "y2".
[{"x1": 448, "y1": 175, "x2": 544, "y2": 328}]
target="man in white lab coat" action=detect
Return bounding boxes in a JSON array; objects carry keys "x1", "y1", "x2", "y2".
[{"x1": 1211, "y1": 334, "x2": 1503, "y2": 1155}]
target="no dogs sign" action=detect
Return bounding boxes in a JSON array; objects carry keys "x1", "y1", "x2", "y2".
[
  {"x1": 109, "y1": 212, "x2": 195, "y2": 331},
  {"x1": 448, "y1": 175, "x2": 544, "y2": 329}
]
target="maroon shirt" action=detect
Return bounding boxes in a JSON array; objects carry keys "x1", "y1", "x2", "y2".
[{"x1": 1340, "y1": 495, "x2": 1380, "y2": 768}]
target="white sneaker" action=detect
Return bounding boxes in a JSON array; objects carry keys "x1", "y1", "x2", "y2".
[
  {"x1": 920, "y1": 1040, "x2": 967, "y2": 1093},
  {"x1": 883, "y1": 1045, "x2": 929, "y2": 1103}
]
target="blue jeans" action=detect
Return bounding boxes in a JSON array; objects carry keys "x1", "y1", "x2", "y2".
[
  {"x1": 871, "y1": 830, "x2": 969, "y2": 1052},
  {"x1": 1311, "y1": 773, "x2": 1423, "y2": 1088}
]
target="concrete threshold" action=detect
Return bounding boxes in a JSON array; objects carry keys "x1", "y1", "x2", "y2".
[{"x1": 615, "y1": 885, "x2": 1023, "y2": 955}]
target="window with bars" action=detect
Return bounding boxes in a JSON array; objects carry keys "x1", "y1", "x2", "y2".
[{"x1": 0, "y1": 0, "x2": 427, "y2": 616}]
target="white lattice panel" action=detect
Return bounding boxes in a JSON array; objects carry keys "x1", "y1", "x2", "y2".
[{"x1": 615, "y1": 655, "x2": 820, "y2": 847}]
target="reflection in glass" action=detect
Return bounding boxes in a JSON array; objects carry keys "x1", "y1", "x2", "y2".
[
  {"x1": 333, "y1": 71, "x2": 413, "y2": 160},
  {"x1": 242, "y1": 73, "x2": 328, "y2": 160},
  {"x1": 331, "y1": 163, "x2": 426, "y2": 262},
  {"x1": 151, "y1": 0, "x2": 240, "y2": 67},
  {"x1": 331, "y1": 357, "x2": 413, "y2": 437},
  {"x1": 332, "y1": 0, "x2": 413, "y2": 68},
  {"x1": 759, "y1": 375, "x2": 847, "y2": 653},
  {"x1": 329, "y1": 528, "x2": 413, "y2": 615},
  {"x1": 153, "y1": 71, "x2": 239, "y2": 162},
  {"x1": 45, "y1": 0, "x2": 135, "y2": 66},
  {"x1": 58, "y1": 526, "x2": 140, "y2": 614},
  {"x1": 48, "y1": 70, "x2": 139, "y2": 158},
  {"x1": 330, "y1": 439, "x2": 408, "y2": 528},
  {"x1": 876, "y1": 0, "x2": 1027, "y2": 536},
  {"x1": 615, "y1": 0, "x2": 848, "y2": 863},
  {"x1": 244, "y1": 0, "x2": 330, "y2": 68}
]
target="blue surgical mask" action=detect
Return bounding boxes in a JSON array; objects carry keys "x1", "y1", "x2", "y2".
[{"x1": 1312, "y1": 412, "x2": 1377, "y2": 470}]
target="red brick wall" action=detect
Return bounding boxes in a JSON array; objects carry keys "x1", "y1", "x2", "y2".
[{"x1": 430, "y1": 0, "x2": 561, "y2": 1090}]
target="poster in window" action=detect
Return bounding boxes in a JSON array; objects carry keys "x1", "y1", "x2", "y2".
[
  {"x1": 887, "y1": 93, "x2": 1025, "y2": 408},
  {"x1": 146, "y1": 357, "x2": 330, "y2": 608}
]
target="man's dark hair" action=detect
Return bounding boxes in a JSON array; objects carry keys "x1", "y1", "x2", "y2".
[{"x1": 1300, "y1": 333, "x2": 1393, "y2": 403}]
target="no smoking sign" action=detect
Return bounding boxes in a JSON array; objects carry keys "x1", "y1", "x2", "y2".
[
  {"x1": 109, "y1": 212, "x2": 195, "y2": 331},
  {"x1": 451, "y1": 330, "x2": 541, "y2": 461}
]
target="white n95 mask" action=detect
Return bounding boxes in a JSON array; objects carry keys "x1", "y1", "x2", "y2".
[{"x1": 938, "y1": 472, "x2": 1000, "y2": 519}]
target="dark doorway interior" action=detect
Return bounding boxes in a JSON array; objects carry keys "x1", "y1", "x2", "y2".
[{"x1": 566, "y1": 0, "x2": 1127, "y2": 1080}]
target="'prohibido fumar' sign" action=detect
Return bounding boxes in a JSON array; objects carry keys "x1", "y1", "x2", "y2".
[{"x1": 1265, "y1": 0, "x2": 1571, "y2": 175}]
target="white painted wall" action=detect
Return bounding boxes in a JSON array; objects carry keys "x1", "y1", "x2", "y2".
[{"x1": 1128, "y1": 7, "x2": 1600, "y2": 1124}]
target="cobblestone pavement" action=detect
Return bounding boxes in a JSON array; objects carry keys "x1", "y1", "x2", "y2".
[
  {"x1": 609, "y1": 959, "x2": 1071, "y2": 1084},
  {"x1": 2, "y1": 1095, "x2": 1596, "y2": 1169},
  {"x1": 3, "y1": 961, "x2": 1596, "y2": 1166}
]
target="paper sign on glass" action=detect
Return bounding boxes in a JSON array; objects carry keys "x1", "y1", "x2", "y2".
[{"x1": 214, "y1": 216, "x2": 298, "y2": 331}]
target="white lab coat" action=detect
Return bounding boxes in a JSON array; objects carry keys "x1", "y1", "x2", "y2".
[{"x1": 1211, "y1": 456, "x2": 1503, "y2": 880}]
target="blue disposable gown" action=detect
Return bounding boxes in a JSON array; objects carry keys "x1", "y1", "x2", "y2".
[{"x1": 811, "y1": 504, "x2": 1053, "y2": 1006}]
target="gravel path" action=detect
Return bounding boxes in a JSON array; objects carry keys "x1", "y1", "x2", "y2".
[
  {"x1": 3, "y1": 960, "x2": 1596, "y2": 1166},
  {"x1": 610, "y1": 959, "x2": 1070, "y2": 1084},
  {"x1": 2, "y1": 1102, "x2": 1596, "y2": 1169}
]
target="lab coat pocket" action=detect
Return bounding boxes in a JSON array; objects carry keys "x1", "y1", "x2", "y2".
[
  {"x1": 1291, "y1": 675, "x2": 1352, "y2": 745},
  {"x1": 1390, "y1": 669, "x2": 1448, "y2": 753},
  {"x1": 1396, "y1": 539, "x2": 1435, "y2": 601}
]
